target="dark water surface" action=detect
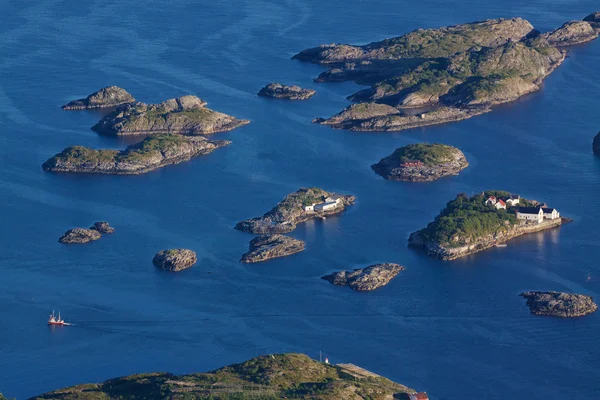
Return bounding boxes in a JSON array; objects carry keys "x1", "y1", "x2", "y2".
[{"x1": 1, "y1": 1, "x2": 599, "y2": 398}]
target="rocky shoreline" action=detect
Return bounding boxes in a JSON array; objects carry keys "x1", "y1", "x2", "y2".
[
  {"x1": 322, "y1": 263, "x2": 404, "y2": 291},
  {"x1": 240, "y1": 235, "x2": 305, "y2": 263},
  {"x1": 153, "y1": 249, "x2": 197, "y2": 272},
  {"x1": 235, "y1": 187, "x2": 355, "y2": 234},
  {"x1": 258, "y1": 83, "x2": 316, "y2": 100},
  {"x1": 294, "y1": 14, "x2": 598, "y2": 132},
  {"x1": 520, "y1": 291, "x2": 597, "y2": 317},
  {"x1": 92, "y1": 95, "x2": 249, "y2": 136},
  {"x1": 409, "y1": 217, "x2": 568, "y2": 260},
  {"x1": 62, "y1": 86, "x2": 135, "y2": 110},
  {"x1": 43, "y1": 134, "x2": 230, "y2": 175},
  {"x1": 371, "y1": 143, "x2": 468, "y2": 182}
]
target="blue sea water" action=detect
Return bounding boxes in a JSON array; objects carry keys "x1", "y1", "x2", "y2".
[{"x1": 1, "y1": 0, "x2": 599, "y2": 398}]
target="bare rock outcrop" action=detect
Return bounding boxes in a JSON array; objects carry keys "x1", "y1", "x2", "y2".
[
  {"x1": 58, "y1": 228, "x2": 102, "y2": 244},
  {"x1": 90, "y1": 221, "x2": 115, "y2": 234},
  {"x1": 322, "y1": 263, "x2": 405, "y2": 291},
  {"x1": 153, "y1": 249, "x2": 197, "y2": 272},
  {"x1": 62, "y1": 86, "x2": 135, "y2": 110},
  {"x1": 542, "y1": 20, "x2": 598, "y2": 46},
  {"x1": 240, "y1": 235, "x2": 305, "y2": 263},
  {"x1": 520, "y1": 291, "x2": 597, "y2": 317},
  {"x1": 258, "y1": 83, "x2": 316, "y2": 100}
]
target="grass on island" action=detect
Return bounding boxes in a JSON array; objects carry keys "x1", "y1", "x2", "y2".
[
  {"x1": 276, "y1": 188, "x2": 329, "y2": 212},
  {"x1": 420, "y1": 191, "x2": 537, "y2": 247},
  {"x1": 392, "y1": 143, "x2": 459, "y2": 166}
]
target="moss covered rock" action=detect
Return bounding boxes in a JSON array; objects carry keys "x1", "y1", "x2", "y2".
[
  {"x1": 62, "y1": 86, "x2": 135, "y2": 110},
  {"x1": 153, "y1": 249, "x2": 197, "y2": 272}
]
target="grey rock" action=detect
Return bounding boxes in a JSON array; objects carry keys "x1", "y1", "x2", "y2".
[
  {"x1": 62, "y1": 86, "x2": 135, "y2": 110},
  {"x1": 322, "y1": 263, "x2": 405, "y2": 291},
  {"x1": 90, "y1": 221, "x2": 114, "y2": 234},
  {"x1": 520, "y1": 291, "x2": 597, "y2": 317},
  {"x1": 153, "y1": 249, "x2": 197, "y2": 272},
  {"x1": 258, "y1": 83, "x2": 316, "y2": 100},
  {"x1": 58, "y1": 228, "x2": 102, "y2": 244},
  {"x1": 542, "y1": 20, "x2": 598, "y2": 46},
  {"x1": 240, "y1": 235, "x2": 305, "y2": 263}
]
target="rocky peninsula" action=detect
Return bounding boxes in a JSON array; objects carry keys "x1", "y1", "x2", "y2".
[
  {"x1": 153, "y1": 249, "x2": 197, "y2": 272},
  {"x1": 43, "y1": 134, "x2": 230, "y2": 175},
  {"x1": 30, "y1": 353, "x2": 419, "y2": 400},
  {"x1": 240, "y1": 234, "x2": 305, "y2": 263},
  {"x1": 58, "y1": 228, "x2": 101, "y2": 244},
  {"x1": 258, "y1": 83, "x2": 316, "y2": 100},
  {"x1": 408, "y1": 191, "x2": 568, "y2": 260},
  {"x1": 372, "y1": 143, "x2": 468, "y2": 182},
  {"x1": 520, "y1": 291, "x2": 597, "y2": 317},
  {"x1": 235, "y1": 187, "x2": 355, "y2": 234},
  {"x1": 91, "y1": 95, "x2": 249, "y2": 136},
  {"x1": 294, "y1": 14, "x2": 599, "y2": 132},
  {"x1": 322, "y1": 263, "x2": 404, "y2": 291},
  {"x1": 62, "y1": 86, "x2": 135, "y2": 110},
  {"x1": 593, "y1": 132, "x2": 600, "y2": 155}
]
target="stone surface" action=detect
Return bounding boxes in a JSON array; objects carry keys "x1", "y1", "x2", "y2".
[
  {"x1": 584, "y1": 11, "x2": 600, "y2": 29},
  {"x1": 520, "y1": 291, "x2": 598, "y2": 317},
  {"x1": 240, "y1": 235, "x2": 305, "y2": 263},
  {"x1": 62, "y1": 86, "x2": 135, "y2": 110},
  {"x1": 322, "y1": 263, "x2": 405, "y2": 291},
  {"x1": 91, "y1": 95, "x2": 249, "y2": 136},
  {"x1": 58, "y1": 228, "x2": 102, "y2": 244},
  {"x1": 43, "y1": 134, "x2": 230, "y2": 175},
  {"x1": 235, "y1": 187, "x2": 355, "y2": 234},
  {"x1": 371, "y1": 143, "x2": 468, "y2": 182},
  {"x1": 152, "y1": 249, "x2": 197, "y2": 272},
  {"x1": 542, "y1": 20, "x2": 598, "y2": 46},
  {"x1": 90, "y1": 221, "x2": 114, "y2": 234},
  {"x1": 593, "y1": 132, "x2": 600, "y2": 155},
  {"x1": 257, "y1": 83, "x2": 316, "y2": 100}
]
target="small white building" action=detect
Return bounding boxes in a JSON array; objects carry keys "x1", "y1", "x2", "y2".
[
  {"x1": 507, "y1": 194, "x2": 520, "y2": 206},
  {"x1": 542, "y1": 207, "x2": 560, "y2": 220},
  {"x1": 304, "y1": 197, "x2": 342, "y2": 212},
  {"x1": 485, "y1": 196, "x2": 497, "y2": 206},
  {"x1": 494, "y1": 199, "x2": 507, "y2": 210},
  {"x1": 303, "y1": 205, "x2": 315, "y2": 212},
  {"x1": 517, "y1": 207, "x2": 544, "y2": 224}
]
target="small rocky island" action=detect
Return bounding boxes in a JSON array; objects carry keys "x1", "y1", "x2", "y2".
[
  {"x1": 153, "y1": 249, "x2": 197, "y2": 272},
  {"x1": 322, "y1": 263, "x2": 404, "y2": 291},
  {"x1": 62, "y1": 86, "x2": 135, "y2": 110},
  {"x1": 293, "y1": 14, "x2": 599, "y2": 132},
  {"x1": 58, "y1": 221, "x2": 115, "y2": 244},
  {"x1": 257, "y1": 83, "x2": 316, "y2": 100},
  {"x1": 31, "y1": 353, "x2": 420, "y2": 399},
  {"x1": 593, "y1": 132, "x2": 600, "y2": 155},
  {"x1": 240, "y1": 234, "x2": 305, "y2": 263},
  {"x1": 520, "y1": 291, "x2": 597, "y2": 317},
  {"x1": 91, "y1": 95, "x2": 249, "y2": 136},
  {"x1": 43, "y1": 134, "x2": 230, "y2": 175},
  {"x1": 235, "y1": 187, "x2": 355, "y2": 234},
  {"x1": 371, "y1": 143, "x2": 468, "y2": 182},
  {"x1": 409, "y1": 191, "x2": 568, "y2": 260}
]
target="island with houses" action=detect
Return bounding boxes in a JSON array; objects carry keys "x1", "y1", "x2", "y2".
[
  {"x1": 408, "y1": 191, "x2": 568, "y2": 260},
  {"x1": 235, "y1": 187, "x2": 355, "y2": 234}
]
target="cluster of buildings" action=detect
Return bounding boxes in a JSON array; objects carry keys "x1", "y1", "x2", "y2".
[
  {"x1": 484, "y1": 194, "x2": 560, "y2": 224},
  {"x1": 303, "y1": 196, "x2": 342, "y2": 212}
]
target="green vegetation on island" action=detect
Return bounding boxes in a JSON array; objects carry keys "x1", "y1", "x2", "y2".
[
  {"x1": 389, "y1": 143, "x2": 460, "y2": 166},
  {"x1": 31, "y1": 353, "x2": 417, "y2": 400},
  {"x1": 42, "y1": 134, "x2": 230, "y2": 175}
]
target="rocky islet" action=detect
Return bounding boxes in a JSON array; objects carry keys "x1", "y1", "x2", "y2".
[
  {"x1": 153, "y1": 249, "x2": 197, "y2": 272},
  {"x1": 520, "y1": 291, "x2": 597, "y2": 317},
  {"x1": 58, "y1": 221, "x2": 115, "y2": 244},
  {"x1": 257, "y1": 83, "x2": 316, "y2": 100},
  {"x1": 61, "y1": 86, "x2": 135, "y2": 110},
  {"x1": 322, "y1": 263, "x2": 405, "y2": 291},
  {"x1": 240, "y1": 234, "x2": 305, "y2": 263}
]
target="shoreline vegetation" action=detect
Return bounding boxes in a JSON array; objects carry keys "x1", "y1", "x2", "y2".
[
  {"x1": 293, "y1": 14, "x2": 599, "y2": 132},
  {"x1": 29, "y1": 353, "x2": 419, "y2": 400},
  {"x1": 408, "y1": 191, "x2": 569, "y2": 260}
]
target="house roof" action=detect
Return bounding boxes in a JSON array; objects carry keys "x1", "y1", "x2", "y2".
[
  {"x1": 510, "y1": 194, "x2": 520, "y2": 199},
  {"x1": 488, "y1": 196, "x2": 496, "y2": 200},
  {"x1": 518, "y1": 207, "x2": 542, "y2": 214},
  {"x1": 410, "y1": 393, "x2": 429, "y2": 400},
  {"x1": 542, "y1": 207, "x2": 556, "y2": 213},
  {"x1": 497, "y1": 199, "x2": 506, "y2": 206}
]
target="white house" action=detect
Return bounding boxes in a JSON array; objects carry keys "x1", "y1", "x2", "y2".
[
  {"x1": 542, "y1": 207, "x2": 560, "y2": 220},
  {"x1": 507, "y1": 194, "x2": 520, "y2": 206},
  {"x1": 485, "y1": 196, "x2": 497, "y2": 206},
  {"x1": 305, "y1": 197, "x2": 342, "y2": 212},
  {"x1": 517, "y1": 207, "x2": 544, "y2": 224},
  {"x1": 494, "y1": 199, "x2": 507, "y2": 210},
  {"x1": 303, "y1": 205, "x2": 315, "y2": 212}
]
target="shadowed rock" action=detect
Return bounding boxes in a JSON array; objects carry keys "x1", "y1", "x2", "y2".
[
  {"x1": 322, "y1": 263, "x2": 405, "y2": 291},
  {"x1": 258, "y1": 83, "x2": 316, "y2": 100},
  {"x1": 62, "y1": 86, "x2": 135, "y2": 110},
  {"x1": 240, "y1": 235, "x2": 305, "y2": 263},
  {"x1": 520, "y1": 291, "x2": 597, "y2": 317},
  {"x1": 593, "y1": 132, "x2": 600, "y2": 155},
  {"x1": 153, "y1": 249, "x2": 197, "y2": 272},
  {"x1": 58, "y1": 228, "x2": 102, "y2": 244},
  {"x1": 90, "y1": 221, "x2": 114, "y2": 234}
]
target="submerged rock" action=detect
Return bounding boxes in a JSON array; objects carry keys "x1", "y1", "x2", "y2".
[
  {"x1": 542, "y1": 20, "x2": 598, "y2": 46},
  {"x1": 257, "y1": 83, "x2": 316, "y2": 100},
  {"x1": 240, "y1": 235, "x2": 305, "y2": 263},
  {"x1": 91, "y1": 95, "x2": 249, "y2": 136},
  {"x1": 62, "y1": 86, "x2": 135, "y2": 110},
  {"x1": 58, "y1": 228, "x2": 102, "y2": 244},
  {"x1": 371, "y1": 143, "x2": 468, "y2": 182},
  {"x1": 593, "y1": 132, "x2": 600, "y2": 155},
  {"x1": 153, "y1": 249, "x2": 197, "y2": 272},
  {"x1": 322, "y1": 263, "x2": 404, "y2": 291},
  {"x1": 520, "y1": 291, "x2": 597, "y2": 317},
  {"x1": 43, "y1": 134, "x2": 230, "y2": 175},
  {"x1": 90, "y1": 221, "x2": 115, "y2": 234}
]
